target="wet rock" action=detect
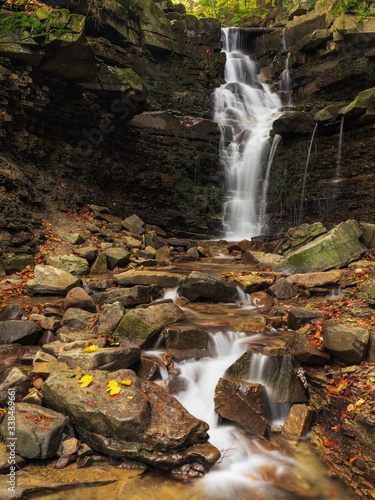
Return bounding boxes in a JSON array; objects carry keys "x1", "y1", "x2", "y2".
[
  {"x1": 178, "y1": 271, "x2": 239, "y2": 303},
  {"x1": 163, "y1": 328, "x2": 210, "y2": 350},
  {"x1": 116, "y1": 302, "x2": 185, "y2": 348},
  {"x1": 269, "y1": 278, "x2": 296, "y2": 299},
  {"x1": 93, "y1": 301, "x2": 125, "y2": 336},
  {"x1": 282, "y1": 404, "x2": 314, "y2": 440},
  {"x1": 229, "y1": 274, "x2": 274, "y2": 293},
  {"x1": 287, "y1": 307, "x2": 323, "y2": 330},
  {"x1": 47, "y1": 254, "x2": 89, "y2": 276},
  {"x1": 135, "y1": 354, "x2": 163, "y2": 380},
  {"x1": 0, "y1": 320, "x2": 42, "y2": 345},
  {"x1": 241, "y1": 316, "x2": 267, "y2": 333},
  {"x1": 272, "y1": 111, "x2": 314, "y2": 137},
  {"x1": 0, "y1": 442, "x2": 26, "y2": 474},
  {"x1": 4, "y1": 254, "x2": 34, "y2": 274},
  {"x1": 225, "y1": 349, "x2": 308, "y2": 403},
  {"x1": 275, "y1": 220, "x2": 366, "y2": 274},
  {"x1": 0, "y1": 403, "x2": 68, "y2": 459},
  {"x1": 0, "y1": 304, "x2": 24, "y2": 321},
  {"x1": 227, "y1": 239, "x2": 253, "y2": 253},
  {"x1": 115, "y1": 269, "x2": 184, "y2": 287},
  {"x1": 64, "y1": 287, "x2": 97, "y2": 313},
  {"x1": 90, "y1": 253, "x2": 108, "y2": 275},
  {"x1": 291, "y1": 330, "x2": 331, "y2": 365},
  {"x1": 42, "y1": 368, "x2": 219, "y2": 472},
  {"x1": 323, "y1": 320, "x2": 369, "y2": 364},
  {"x1": 105, "y1": 247, "x2": 130, "y2": 270},
  {"x1": 250, "y1": 291, "x2": 276, "y2": 308},
  {"x1": 26, "y1": 265, "x2": 81, "y2": 295},
  {"x1": 93, "y1": 286, "x2": 151, "y2": 307},
  {"x1": 74, "y1": 246, "x2": 99, "y2": 263},
  {"x1": 0, "y1": 367, "x2": 30, "y2": 404},
  {"x1": 214, "y1": 378, "x2": 270, "y2": 436},
  {"x1": 61, "y1": 308, "x2": 97, "y2": 331},
  {"x1": 167, "y1": 375, "x2": 189, "y2": 394},
  {"x1": 286, "y1": 270, "x2": 341, "y2": 288}
]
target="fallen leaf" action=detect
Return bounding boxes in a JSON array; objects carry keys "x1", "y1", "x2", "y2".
[
  {"x1": 121, "y1": 380, "x2": 132, "y2": 386},
  {"x1": 350, "y1": 454, "x2": 361, "y2": 463},
  {"x1": 78, "y1": 375, "x2": 93, "y2": 388},
  {"x1": 83, "y1": 345, "x2": 98, "y2": 353}
]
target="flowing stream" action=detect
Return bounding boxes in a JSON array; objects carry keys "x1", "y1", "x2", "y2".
[{"x1": 214, "y1": 28, "x2": 281, "y2": 240}]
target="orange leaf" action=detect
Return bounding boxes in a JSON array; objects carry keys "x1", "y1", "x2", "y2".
[{"x1": 350, "y1": 454, "x2": 361, "y2": 463}]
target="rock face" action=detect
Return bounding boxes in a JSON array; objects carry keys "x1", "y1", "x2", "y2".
[
  {"x1": 26, "y1": 265, "x2": 81, "y2": 295},
  {"x1": 42, "y1": 367, "x2": 220, "y2": 474},
  {"x1": 323, "y1": 320, "x2": 370, "y2": 364},
  {"x1": 214, "y1": 378, "x2": 271, "y2": 436},
  {"x1": 276, "y1": 221, "x2": 365, "y2": 274},
  {"x1": 178, "y1": 271, "x2": 239, "y2": 303}
]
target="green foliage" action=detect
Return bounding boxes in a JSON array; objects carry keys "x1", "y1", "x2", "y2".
[
  {"x1": 332, "y1": 0, "x2": 375, "y2": 18},
  {"x1": 0, "y1": 12, "x2": 44, "y2": 38}
]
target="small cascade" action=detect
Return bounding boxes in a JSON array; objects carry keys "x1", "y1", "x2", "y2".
[
  {"x1": 215, "y1": 27, "x2": 281, "y2": 240},
  {"x1": 336, "y1": 116, "x2": 345, "y2": 179},
  {"x1": 279, "y1": 29, "x2": 292, "y2": 106},
  {"x1": 259, "y1": 133, "x2": 281, "y2": 227},
  {"x1": 299, "y1": 122, "x2": 318, "y2": 223}
]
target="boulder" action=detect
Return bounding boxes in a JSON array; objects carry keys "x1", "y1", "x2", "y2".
[
  {"x1": 0, "y1": 403, "x2": 68, "y2": 459},
  {"x1": 359, "y1": 222, "x2": 375, "y2": 249},
  {"x1": 57, "y1": 345, "x2": 141, "y2": 371},
  {"x1": 241, "y1": 316, "x2": 267, "y2": 333},
  {"x1": 268, "y1": 278, "x2": 295, "y2": 299},
  {"x1": 178, "y1": 271, "x2": 239, "y2": 303},
  {"x1": 124, "y1": 236, "x2": 142, "y2": 249},
  {"x1": 93, "y1": 301, "x2": 125, "y2": 336},
  {"x1": 163, "y1": 328, "x2": 210, "y2": 350},
  {"x1": 115, "y1": 269, "x2": 184, "y2": 288},
  {"x1": 64, "y1": 287, "x2": 97, "y2": 313},
  {"x1": 291, "y1": 329, "x2": 331, "y2": 365},
  {"x1": 90, "y1": 253, "x2": 108, "y2": 275},
  {"x1": 93, "y1": 286, "x2": 151, "y2": 307},
  {"x1": 0, "y1": 320, "x2": 42, "y2": 345},
  {"x1": 250, "y1": 291, "x2": 276, "y2": 308},
  {"x1": 145, "y1": 231, "x2": 166, "y2": 250},
  {"x1": 4, "y1": 255, "x2": 34, "y2": 274},
  {"x1": 272, "y1": 111, "x2": 314, "y2": 137},
  {"x1": 214, "y1": 378, "x2": 270, "y2": 436},
  {"x1": 155, "y1": 246, "x2": 172, "y2": 263},
  {"x1": 26, "y1": 265, "x2": 81, "y2": 295},
  {"x1": 115, "y1": 303, "x2": 185, "y2": 348},
  {"x1": 323, "y1": 320, "x2": 370, "y2": 364},
  {"x1": 275, "y1": 220, "x2": 365, "y2": 274},
  {"x1": 47, "y1": 254, "x2": 89, "y2": 276},
  {"x1": 0, "y1": 304, "x2": 24, "y2": 321},
  {"x1": 61, "y1": 308, "x2": 97, "y2": 331},
  {"x1": 287, "y1": 307, "x2": 323, "y2": 330},
  {"x1": 105, "y1": 248, "x2": 130, "y2": 270},
  {"x1": 29, "y1": 314, "x2": 61, "y2": 332},
  {"x1": 281, "y1": 404, "x2": 314, "y2": 440},
  {"x1": 42, "y1": 367, "x2": 219, "y2": 473},
  {"x1": 225, "y1": 349, "x2": 308, "y2": 403},
  {"x1": 339, "y1": 87, "x2": 375, "y2": 120},
  {"x1": 64, "y1": 233, "x2": 86, "y2": 245},
  {"x1": 314, "y1": 103, "x2": 349, "y2": 123},
  {"x1": 229, "y1": 274, "x2": 274, "y2": 293},
  {"x1": 74, "y1": 246, "x2": 99, "y2": 263},
  {"x1": 286, "y1": 270, "x2": 341, "y2": 288},
  {"x1": 0, "y1": 367, "x2": 30, "y2": 405},
  {"x1": 282, "y1": 222, "x2": 327, "y2": 255},
  {"x1": 242, "y1": 251, "x2": 283, "y2": 267}
]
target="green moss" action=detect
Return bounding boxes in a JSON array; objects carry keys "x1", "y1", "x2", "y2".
[{"x1": 115, "y1": 315, "x2": 150, "y2": 340}]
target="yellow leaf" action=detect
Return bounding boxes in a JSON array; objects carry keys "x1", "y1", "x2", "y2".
[
  {"x1": 106, "y1": 380, "x2": 119, "y2": 392},
  {"x1": 109, "y1": 387, "x2": 121, "y2": 396},
  {"x1": 127, "y1": 396, "x2": 134, "y2": 399},
  {"x1": 121, "y1": 380, "x2": 132, "y2": 386},
  {"x1": 83, "y1": 345, "x2": 98, "y2": 353},
  {"x1": 78, "y1": 375, "x2": 93, "y2": 388}
]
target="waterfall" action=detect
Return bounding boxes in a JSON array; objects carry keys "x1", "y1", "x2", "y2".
[
  {"x1": 279, "y1": 29, "x2": 292, "y2": 106},
  {"x1": 299, "y1": 122, "x2": 318, "y2": 223},
  {"x1": 214, "y1": 28, "x2": 281, "y2": 241}
]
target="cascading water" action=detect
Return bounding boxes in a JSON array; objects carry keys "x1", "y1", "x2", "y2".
[
  {"x1": 279, "y1": 29, "x2": 292, "y2": 106},
  {"x1": 214, "y1": 28, "x2": 281, "y2": 240}
]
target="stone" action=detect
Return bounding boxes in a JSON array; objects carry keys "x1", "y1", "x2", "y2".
[
  {"x1": 42, "y1": 367, "x2": 219, "y2": 472},
  {"x1": 287, "y1": 307, "x2": 323, "y2": 330},
  {"x1": 314, "y1": 103, "x2": 349, "y2": 123},
  {"x1": 186, "y1": 246, "x2": 199, "y2": 258},
  {"x1": 0, "y1": 442, "x2": 25, "y2": 474},
  {"x1": 64, "y1": 233, "x2": 86, "y2": 245},
  {"x1": 47, "y1": 254, "x2": 89, "y2": 276},
  {"x1": 26, "y1": 265, "x2": 81, "y2": 295},
  {"x1": 286, "y1": 270, "x2": 341, "y2": 288},
  {"x1": 115, "y1": 269, "x2": 184, "y2": 287},
  {"x1": 229, "y1": 274, "x2": 274, "y2": 293},
  {"x1": 275, "y1": 220, "x2": 366, "y2": 274},
  {"x1": 178, "y1": 271, "x2": 239, "y2": 303},
  {"x1": 135, "y1": 354, "x2": 164, "y2": 380},
  {"x1": 105, "y1": 247, "x2": 130, "y2": 270},
  {"x1": 0, "y1": 403, "x2": 68, "y2": 459},
  {"x1": 144, "y1": 231, "x2": 166, "y2": 250},
  {"x1": 4, "y1": 254, "x2": 34, "y2": 274},
  {"x1": 282, "y1": 405, "x2": 314, "y2": 440},
  {"x1": 291, "y1": 330, "x2": 331, "y2": 365},
  {"x1": 0, "y1": 257, "x2": 5, "y2": 278},
  {"x1": 0, "y1": 304, "x2": 24, "y2": 321},
  {"x1": 74, "y1": 246, "x2": 99, "y2": 262},
  {"x1": 250, "y1": 291, "x2": 276, "y2": 308},
  {"x1": 282, "y1": 222, "x2": 327, "y2": 254},
  {"x1": 163, "y1": 328, "x2": 210, "y2": 350},
  {"x1": 0, "y1": 320, "x2": 42, "y2": 345},
  {"x1": 33, "y1": 350, "x2": 57, "y2": 363},
  {"x1": 156, "y1": 246, "x2": 172, "y2": 263},
  {"x1": 124, "y1": 236, "x2": 142, "y2": 249},
  {"x1": 339, "y1": 87, "x2": 375, "y2": 120},
  {"x1": 225, "y1": 349, "x2": 308, "y2": 403},
  {"x1": 0, "y1": 367, "x2": 30, "y2": 405},
  {"x1": 269, "y1": 278, "x2": 296, "y2": 299},
  {"x1": 22, "y1": 388, "x2": 43, "y2": 405},
  {"x1": 62, "y1": 437, "x2": 79, "y2": 456},
  {"x1": 93, "y1": 286, "x2": 151, "y2": 307},
  {"x1": 241, "y1": 250, "x2": 283, "y2": 267},
  {"x1": 323, "y1": 320, "x2": 370, "y2": 364},
  {"x1": 272, "y1": 111, "x2": 314, "y2": 137},
  {"x1": 57, "y1": 345, "x2": 141, "y2": 371},
  {"x1": 144, "y1": 224, "x2": 166, "y2": 237},
  {"x1": 227, "y1": 239, "x2": 253, "y2": 253},
  {"x1": 90, "y1": 253, "x2": 108, "y2": 275},
  {"x1": 93, "y1": 301, "x2": 125, "y2": 336},
  {"x1": 61, "y1": 308, "x2": 97, "y2": 331},
  {"x1": 214, "y1": 378, "x2": 270, "y2": 436},
  {"x1": 29, "y1": 314, "x2": 61, "y2": 331},
  {"x1": 359, "y1": 222, "x2": 375, "y2": 249},
  {"x1": 241, "y1": 316, "x2": 267, "y2": 333},
  {"x1": 64, "y1": 287, "x2": 97, "y2": 313},
  {"x1": 32, "y1": 361, "x2": 69, "y2": 378},
  {"x1": 115, "y1": 302, "x2": 185, "y2": 348},
  {"x1": 124, "y1": 214, "x2": 144, "y2": 228}
]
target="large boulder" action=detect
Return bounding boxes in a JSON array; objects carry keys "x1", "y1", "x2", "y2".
[
  {"x1": 178, "y1": 271, "x2": 239, "y2": 303},
  {"x1": 214, "y1": 378, "x2": 270, "y2": 436},
  {"x1": 163, "y1": 327, "x2": 210, "y2": 350},
  {"x1": 275, "y1": 220, "x2": 366, "y2": 274},
  {"x1": 115, "y1": 302, "x2": 185, "y2": 348},
  {"x1": 105, "y1": 248, "x2": 130, "y2": 270},
  {"x1": 272, "y1": 111, "x2": 314, "y2": 137},
  {"x1": 64, "y1": 287, "x2": 97, "y2": 313},
  {"x1": 56, "y1": 345, "x2": 141, "y2": 371},
  {"x1": 46, "y1": 254, "x2": 89, "y2": 276},
  {"x1": 323, "y1": 320, "x2": 370, "y2": 364},
  {"x1": 26, "y1": 265, "x2": 81, "y2": 295},
  {"x1": 359, "y1": 222, "x2": 375, "y2": 249},
  {"x1": 291, "y1": 328, "x2": 331, "y2": 365},
  {"x1": 61, "y1": 308, "x2": 97, "y2": 331},
  {"x1": 42, "y1": 367, "x2": 220, "y2": 474},
  {"x1": 115, "y1": 269, "x2": 184, "y2": 288},
  {"x1": 93, "y1": 302, "x2": 125, "y2": 336},
  {"x1": 0, "y1": 320, "x2": 42, "y2": 345},
  {"x1": 282, "y1": 222, "x2": 327, "y2": 255}
]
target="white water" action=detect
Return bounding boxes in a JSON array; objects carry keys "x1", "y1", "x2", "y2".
[
  {"x1": 215, "y1": 28, "x2": 281, "y2": 240},
  {"x1": 279, "y1": 29, "x2": 292, "y2": 106},
  {"x1": 299, "y1": 122, "x2": 318, "y2": 223}
]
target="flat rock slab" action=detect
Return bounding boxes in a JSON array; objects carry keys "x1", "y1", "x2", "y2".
[
  {"x1": 93, "y1": 286, "x2": 151, "y2": 307},
  {"x1": 228, "y1": 274, "x2": 274, "y2": 293},
  {"x1": 286, "y1": 270, "x2": 341, "y2": 288},
  {"x1": 178, "y1": 271, "x2": 239, "y2": 303},
  {"x1": 26, "y1": 265, "x2": 81, "y2": 295},
  {"x1": 287, "y1": 307, "x2": 323, "y2": 330},
  {"x1": 42, "y1": 367, "x2": 219, "y2": 472},
  {"x1": 323, "y1": 320, "x2": 369, "y2": 364},
  {"x1": 115, "y1": 270, "x2": 184, "y2": 288},
  {"x1": 56, "y1": 345, "x2": 141, "y2": 371},
  {"x1": 0, "y1": 320, "x2": 42, "y2": 345},
  {"x1": 0, "y1": 403, "x2": 68, "y2": 459},
  {"x1": 47, "y1": 255, "x2": 89, "y2": 276},
  {"x1": 162, "y1": 327, "x2": 210, "y2": 350},
  {"x1": 275, "y1": 220, "x2": 366, "y2": 274}
]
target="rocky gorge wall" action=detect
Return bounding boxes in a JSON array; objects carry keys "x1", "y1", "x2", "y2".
[{"x1": 0, "y1": 0, "x2": 224, "y2": 254}]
